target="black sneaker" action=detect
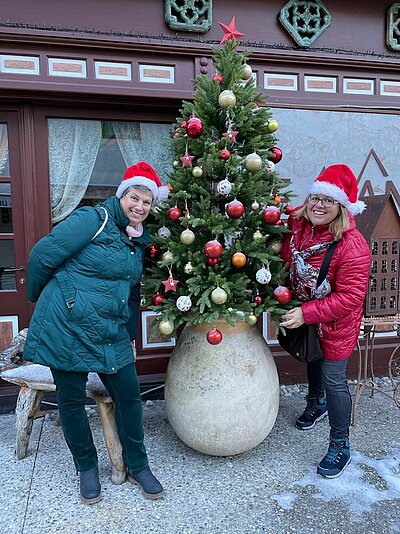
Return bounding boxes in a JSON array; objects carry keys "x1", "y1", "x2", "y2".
[
  {"x1": 317, "y1": 438, "x2": 351, "y2": 478},
  {"x1": 79, "y1": 466, "x2": 102, "y2": 505},
  {"x1": 296, "y1": 396, "x2": 327, "y2": 430},
  {"x1": 128, "y1": 467, "x2": 164, "y2": 500}
]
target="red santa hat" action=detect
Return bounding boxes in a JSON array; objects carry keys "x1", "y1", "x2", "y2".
[
  {"x1": 116, "y1": 161, "x2": 169, "y2": 205},
  {"x1": 309, "y1": 164, "x2": 366, "y2": 215}
]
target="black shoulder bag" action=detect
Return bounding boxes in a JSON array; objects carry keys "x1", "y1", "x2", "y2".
[{"x1": 277, "y1": 241, "x2": 338, "y2": 363}]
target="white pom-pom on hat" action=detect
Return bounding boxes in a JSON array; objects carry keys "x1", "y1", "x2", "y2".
[
  {"x1": 116, "y1": 161, "x2": 169, "y2": 205},
  {"x1": 309, "y1": 164, "x2": 366, "y2": 215}
]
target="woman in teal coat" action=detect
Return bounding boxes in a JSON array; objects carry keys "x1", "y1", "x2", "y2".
[{"x1": 24, "y1": 161, "x2": 169, "y2": 504}]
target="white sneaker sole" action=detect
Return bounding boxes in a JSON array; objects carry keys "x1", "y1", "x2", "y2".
[{"x1": 317, "y1": 456, "x2": 351, "y2": 478}]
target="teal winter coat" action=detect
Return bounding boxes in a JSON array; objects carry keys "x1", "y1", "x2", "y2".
[{"x1": 24, "y1": 196, "x2": 151, "y2": 373}]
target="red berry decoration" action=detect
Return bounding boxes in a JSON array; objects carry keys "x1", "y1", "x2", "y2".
[
  {"x1": 145, "y1": 244, "x2": 161, "y2": 261},
  {"x1": 151, "y1": 293, "x2": 165, "y2": 306},
  {"x1": 284, "y1": 205, "x2": 294, "y2": 214},
  {"x1": 273, "y1": 286, "x2": 292, "y2": 305},
  {"x1": 262, "y1": 206, "x2": 281, "y2": 224},
  {"x1": 167, "y1": 207, "x2": 183, "y2": 221},
  {"x1": 268, "y1": 147, "x2": 283, "y2": 164},
  {"x1": 212, "y1": 73, "x2": 223, "y2": 84},
  {"x1": 253, "y1": 295, "x2": 263, "y2": 305},
  {"x1": 219, "y1": 148, "x2": 231, "y2": 160},
  {"x1": 204, "y1": 240, "x2": 223, "y2": 258},
  {"x1": 186, "y1": 115, "x2": 203, "y2": 138},
  {"x1": 208, "y1": 258, "x2": 219, "y2": 266},
  {"x1": 207, "y1": 328, "x2": 223, "y2": 345},
  {"x1": 226, "y1": 200, "x2": 245, "y2": 219}
]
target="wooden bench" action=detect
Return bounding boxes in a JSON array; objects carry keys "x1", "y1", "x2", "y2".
[{"x1": 0, "y1": 364, "x2": 126, "y2": 484}]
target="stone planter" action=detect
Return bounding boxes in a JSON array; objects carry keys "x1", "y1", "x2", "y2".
[{"x1": 164, "y1": 320, "x2": 279, "y2": 456}]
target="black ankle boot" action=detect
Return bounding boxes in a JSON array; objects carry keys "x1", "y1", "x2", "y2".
[
  {"x1": 128, "y1": 467, "x2": 164, "y2": 500},
  {"x1": 79, "y1": 466, "x2": 102, "y2": 504}
]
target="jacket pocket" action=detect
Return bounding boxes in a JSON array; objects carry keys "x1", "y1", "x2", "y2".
[{"x1": 68, "y1": 289, "x2": 121, "y2": 343}]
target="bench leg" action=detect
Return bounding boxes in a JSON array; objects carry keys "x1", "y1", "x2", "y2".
[
  {"x1": 93, "y1": 396, "x2": 126, "y2": 485},
  {"x1": 15, "y1": 387, "x2": 45, "y2": 460}
]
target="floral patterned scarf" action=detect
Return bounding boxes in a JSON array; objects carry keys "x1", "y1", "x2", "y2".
[{"x1": 289, "y1": 235, "x2": 334, "y2": 302}]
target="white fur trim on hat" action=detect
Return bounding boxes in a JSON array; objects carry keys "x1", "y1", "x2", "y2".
[
  {"x1": 116, "y1": 176, "x2": 169, "y2": 205},
  {"x1": 309, "y1": 181, "x2": 366, "y2": 215}
]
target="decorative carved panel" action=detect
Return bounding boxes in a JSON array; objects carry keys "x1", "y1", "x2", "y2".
[
  {"x1": 279, "y1": 0, "x2": 331, "y2": 48},
  {"x1": 165, "y1": 0, "x2": 212, "y2": 33},
  {"x1": 387, "y1": 3, "x2": 400, "y2": 51}
]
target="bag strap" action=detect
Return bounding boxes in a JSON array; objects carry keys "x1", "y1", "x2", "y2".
[
  {"x1": 91, "y1": 207, "x2": 108, "y2": 241},
  {"x1": 316, "y1": 240, "x2": 339, "y2": 287}
]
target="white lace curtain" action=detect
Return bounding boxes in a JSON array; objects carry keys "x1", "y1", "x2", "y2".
[
  {"x1": 112, "y1": 121, "x2": 172, "y2": 184},
  {"x1": 0, "y1": 124, "x2": 9, "y2": 176},
  {"x1": 49, "y1": 119, "x2": 102, "y2": 223}
]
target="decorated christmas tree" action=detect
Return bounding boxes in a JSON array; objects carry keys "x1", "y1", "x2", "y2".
[{"x1": 143, "y1": 18, "x2": 294, "y2": 344}]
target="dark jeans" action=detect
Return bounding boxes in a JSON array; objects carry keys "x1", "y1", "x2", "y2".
[
  {"x1": 306, "y1": 358, "x2": 351, "y2": 440},
  {"x1": 51, "y1": 363, "x2": 148, "y2": 474}
]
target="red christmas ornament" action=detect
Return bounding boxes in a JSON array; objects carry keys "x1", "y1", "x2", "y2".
[
  {"x1": 268, "y1": 147, "x2": 283, "y2": 164},
  {"x1": 222, "y1": 129, "x2": 239, "y2": 143},
  {"x1": 145, "y1": 244, "x2": 161, "y2": 261},
  {"x1": 162, "y1": 276, "x2": 179, "y2": 292},
  {"x1": 180, "y1": 121, "x2": 187, "y2": 129},
  {"x1": 208, "y1": 258, "x2": 219, "y2": 266},
  {"x1": 212, "y1": 73, "x2": 223, "y2": 85},
  {"x1": 186, "y1": 115, "x2": 203, "y2": 138},
  {"x1": 219, "y1": 148, "x2": 231, "y2": 160},
  {"x1": 180, "y1": 150, "x2": 195, "y2": 168},
  {"x1": 207, "y1": 328, "x2": 223, "y2": 345},
  {"x1": 151, "y1": 293, "x2": 165, "y2": 306},
  {"x1": 284, "y1": 205, "x2": 294, "y2": 214},
  {"x1": 218, "y1": 17, "x2": 245, "y2": 44},
  {"x1": 226, "y1": 200, "x2": 245, "y2": 219},
  {"x1": 273, "y1": 286, "x2": 292, "y2": 305},
  {"x1": 253, "y1": 295, "x2": 263, "y2": 305},
  {"x1": 262, "y1": 206, "x2": 281, "y2": 224},
  {"x1": 204, "y1": 240, "x2": 223, "y2": 259},
  {"x1": 167, "y1": 207, "x2": 183, "y2": 221}
]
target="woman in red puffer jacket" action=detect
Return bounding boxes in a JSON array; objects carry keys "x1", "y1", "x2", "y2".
[{"x1": 280, "y1": 164, "x2": 370, "y2": 479}]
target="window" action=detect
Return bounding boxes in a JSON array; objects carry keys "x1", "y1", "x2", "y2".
[
  {"x1": 391, "y1": 278, "x2": 397, "y2": 290},
  {"x1": 392, "y1": 241, "x2": 398, "y2": 255},
  {"x1": 389, "y1": 296, "x2": 396, "y2": 309},
  {"x1": 371, "y1": 241, "x2": 378, "y2": 255},
  {"x1": 47, "y1": 119, "x2": 173, "y2": 223},
  {"x1": 391, "y1": 259, "x2": 398, "y2": 272},
  {"x1": 370, "y1": 297, "x2": 377, "y2": 310},
  {"x1": 382, "y1": 260, "x2": 388, "y2": 274},
  {"x1": 382, "y1": 241, "x2": 388, "y2": 255},
  {"x1": 370, "y1": 278, "x2": 377, "y2": 292},
  {"x1": 371, "y1": 261, "x2": 377, "y2": 274},
  {"x1": 380, "y1": 278, "x2": 387, "y2": 291},
  {"x1": 380, "y1": 296, "x2": 387, "y2": 309}
]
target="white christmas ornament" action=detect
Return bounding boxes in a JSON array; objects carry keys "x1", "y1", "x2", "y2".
[
  {"x1": 216, "y1": 179, "x2": 233, "y2": 196},
  {"x1": 159, "y1": 319, "x2": 174, "y2": 336},
  {"x1": 184, "y1": 261, "x2": 194, "y2": 274},
  {"x1": 242, "y1": 64, "x2": 253, "y2": 80},
  {"x1": 162, "y1": 251, "x2": 174, "y2": 262},
  {"x1": 176, "y1": 295, "x2": 192, "y2": 312},
  {"x1": 245, "y1": 152, "x2": 262, "y2": 173},
  {"x1": 218, "y1": 90, "x2": 236, "y2": 108},
  {"x1": 264, "y1": 161, "x2": 275, "y2": 173},
  {"x1": 211, "y1": 287, "x2": 228, "y2": 305},
  {"x1": 158, "y1": 226, "x2": 171, "y2": 239},
  {"x1": 256, "y1": 266, "x2": 272, "y2": 285}
]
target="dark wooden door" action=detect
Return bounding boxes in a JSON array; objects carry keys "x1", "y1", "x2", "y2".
[{"x1": 0, "y1": 110, "x2": 30, "y2": 352}]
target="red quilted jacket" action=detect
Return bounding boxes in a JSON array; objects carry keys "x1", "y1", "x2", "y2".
[{"x1": 281, "y1": 209, "x2": 371, "y2": 361}]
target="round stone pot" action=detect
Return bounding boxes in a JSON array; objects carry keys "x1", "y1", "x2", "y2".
[{"x1": 164, "y1": 320, "x2": 279, "y2": 456}]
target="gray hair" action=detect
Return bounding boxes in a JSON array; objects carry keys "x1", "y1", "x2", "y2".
[{"x1": 121, "y1": 184, "x2": 154, "y2": 199}]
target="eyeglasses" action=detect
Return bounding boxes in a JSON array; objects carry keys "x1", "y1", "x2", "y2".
[{"x1": 307, "y1": 195, "x2": 339, "y2": 208}]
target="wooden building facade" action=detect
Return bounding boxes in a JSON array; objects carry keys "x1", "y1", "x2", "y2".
[{"x1": 1, "y1": 0, "x2": 400, "y2": 389}]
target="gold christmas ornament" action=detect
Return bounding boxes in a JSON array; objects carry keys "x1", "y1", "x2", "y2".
[
  {"x1": 269, "y1": 239, "x2": 283, "y2": 254},
  {"x1": 251, "y1": 200, "x2": 260, "y2": 211},
  {"x1": 159, "y1": 319, "x2": 174, "y2": 336},
  {"x1": 218, "y1": 90, "x2": 237, "y2": 108},
  {"x1": 253, "y1": 230, "x2": 264, "y2": 241},
  {"x1": 192, "y1": 166, "x2": 203, "y2": 178},
  {"x1": 162, "y1": 251, "x2": 174, "y2": 262},
  {"x1": 247, "y1": 314, "x2": 258, "y2": 326},
  {"x1": 211, "y1": 286, "x2": 228, "y2": 305},
  {"x1": 242, "y1": 64, "x2": 253, "y2": 80},
  {"x1": 180, "y1": 229, "x2": 195, "y2": 245},
  {"x1": 267, "y1": 119, "x2": 279, "y2": 133},
  {"x1": 184, "y1": 261, "x2": 194, "y2": 274},
  {"x1": 245, "y1": 152, "x2": 262, "y2": 173}
]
